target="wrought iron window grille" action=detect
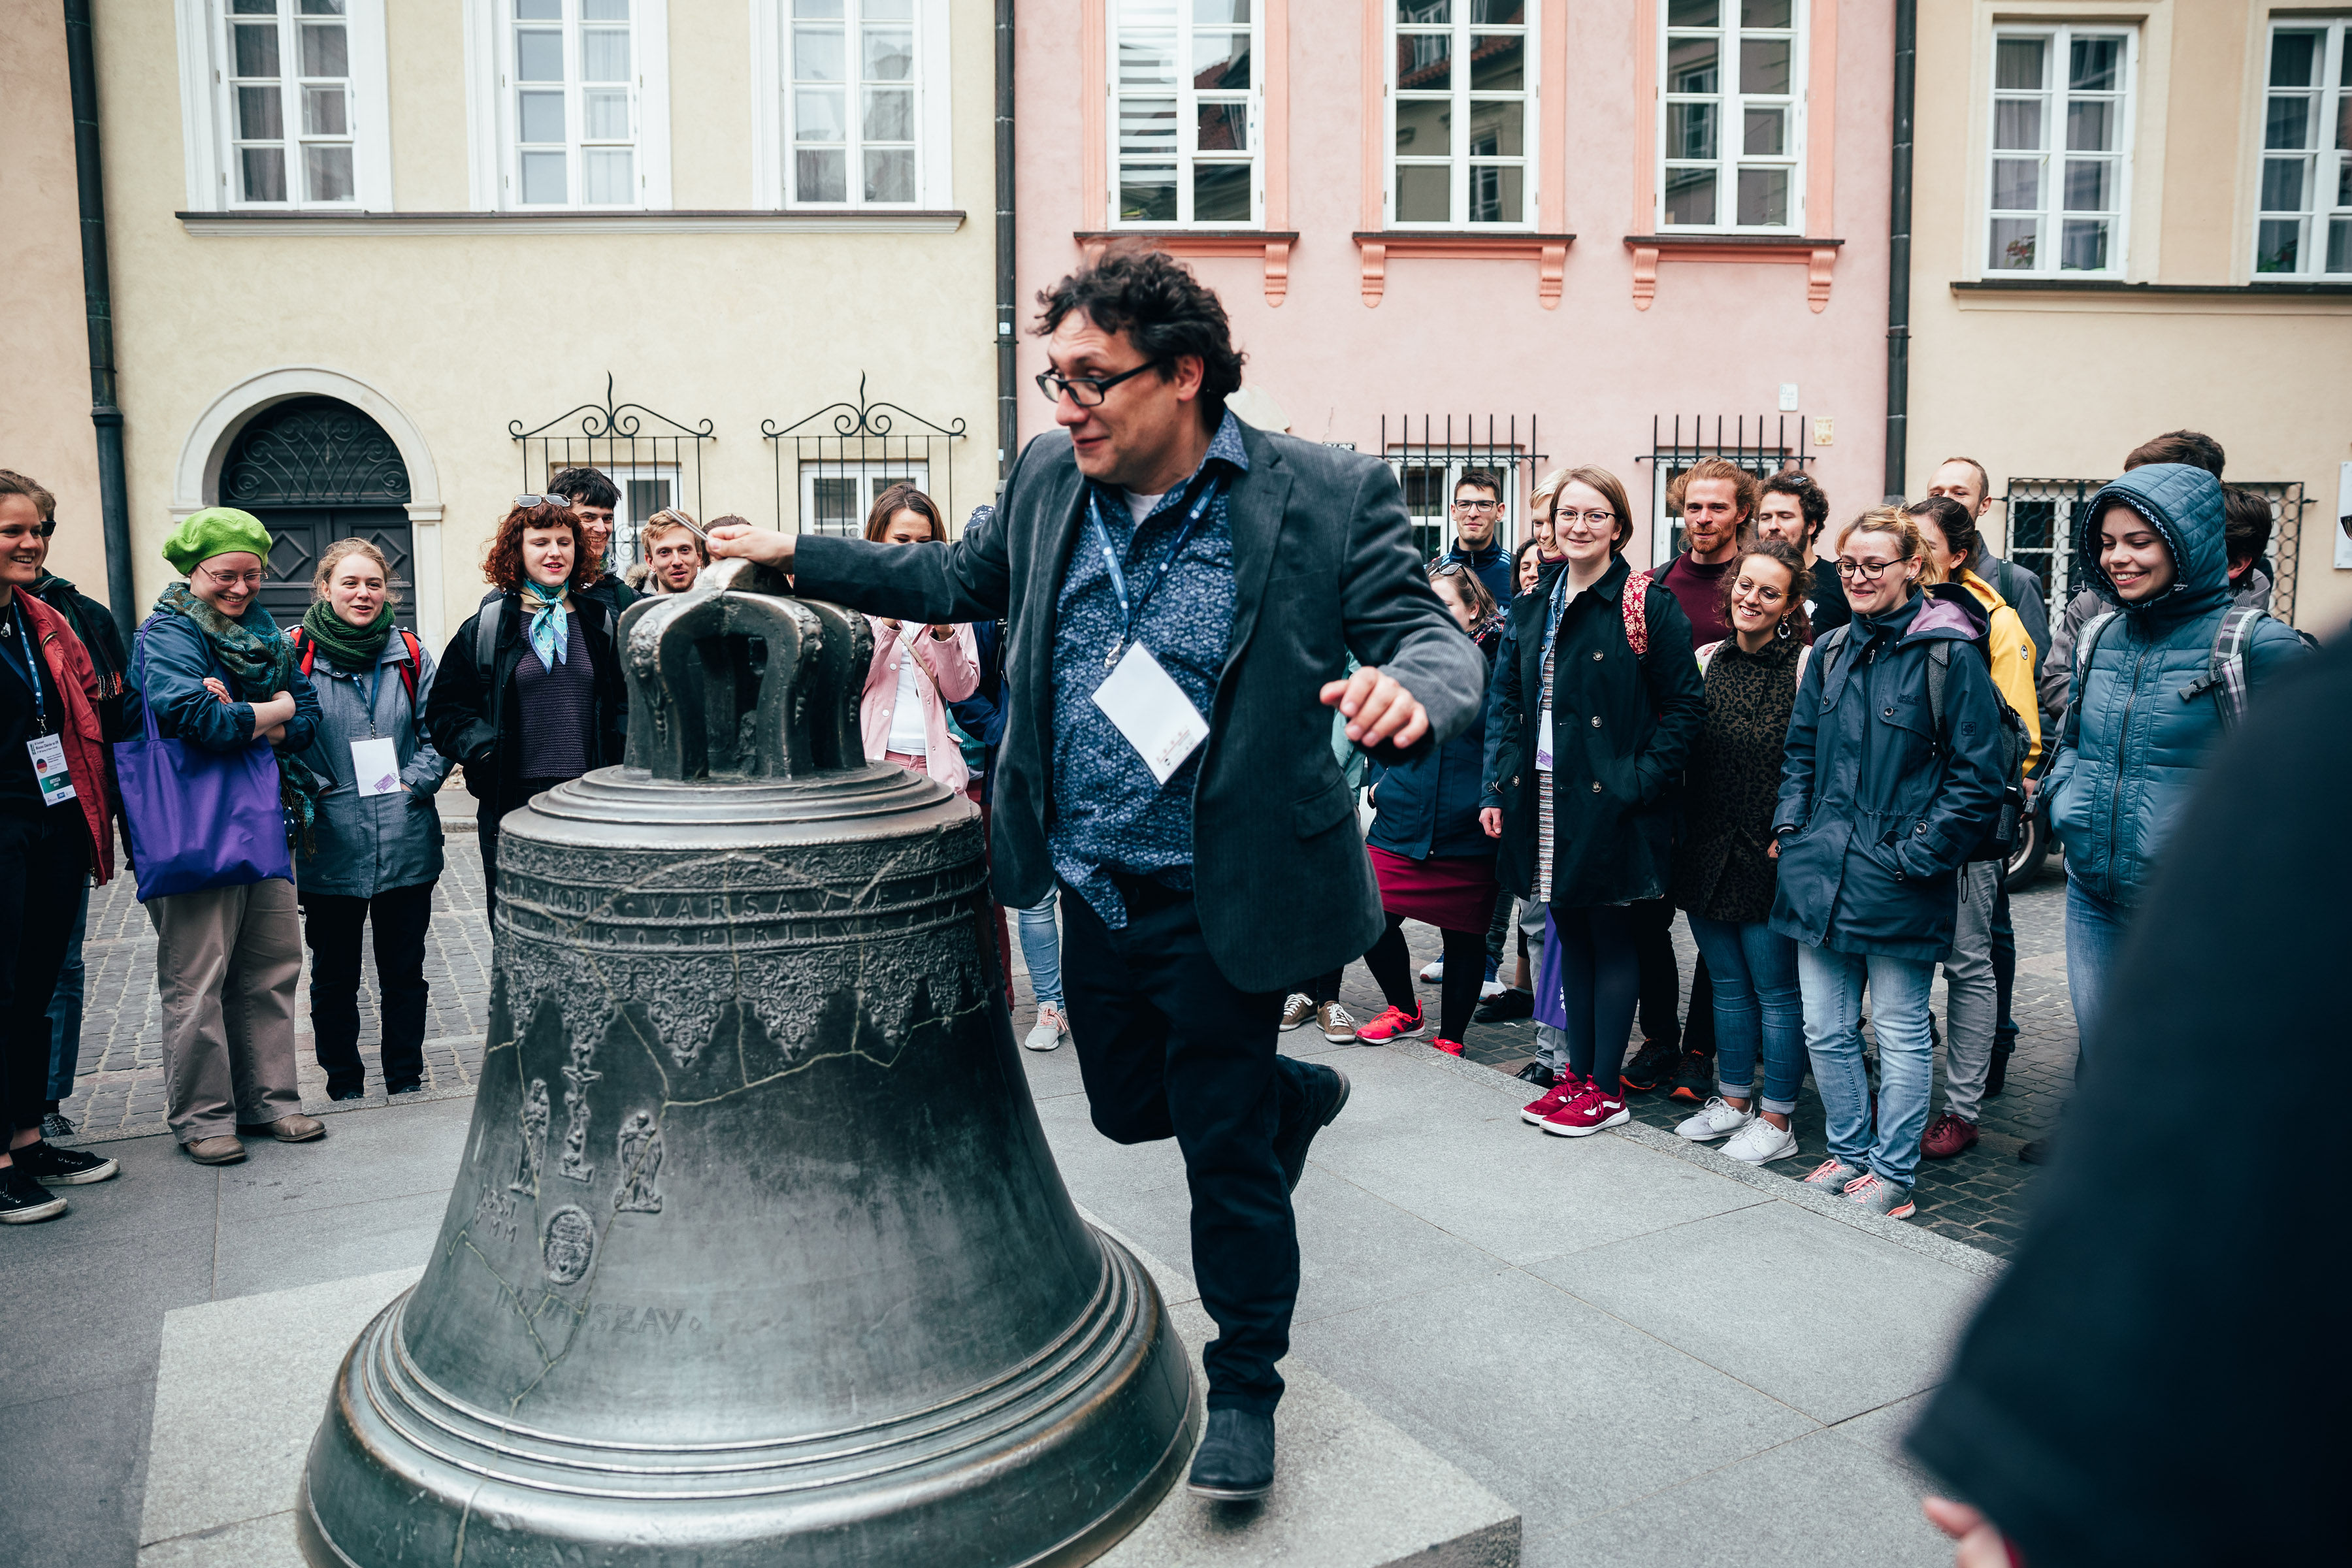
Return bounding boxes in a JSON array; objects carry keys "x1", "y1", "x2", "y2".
[
  {"x1": 2004, "y1": 476, "x2": 2307, "y2": 628},
  {"x1": 1640, "y1": 413, "x2": 1814, "y2": 565},
  {"x1": 1379, "y1": 414, "x2": 1548, "y2": 563},
  {"x1": 223, "y1": 397, "x2": 412, "y2": 508},
  {"x1": 511, "y1": 375, "x2": 713, "y2": 571},
  {"x1": 762, "y1": 376, "x2": 968, "y2": 537}
]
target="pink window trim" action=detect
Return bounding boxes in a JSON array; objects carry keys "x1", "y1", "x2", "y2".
[
  {"x1": 1076, "y1": 231, "x2": 1300, "y2": 306},
  {"x1": 1352, "y1": 233, "x2": 1576, "y2": 310},
  {"x1": 1623, "y1": 235, "x2": 1844, "y2": 313}
]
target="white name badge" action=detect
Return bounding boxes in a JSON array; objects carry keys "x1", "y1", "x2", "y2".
[
  {"x1": 28, "y1": 733, "x2": 74, "y2": 805},
  {"x1": 1535, "y1": 708, "x2": 1554, "y2": 772},
  {"x1": 1090, "y1": 642, "x2": 1209, "y2": 785},
  {"x1": 351, "y1": 737, "x2": 403, "y2": 798}
]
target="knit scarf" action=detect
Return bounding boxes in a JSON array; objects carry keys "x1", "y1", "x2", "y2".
[
  {"x1": 154, "y1": 581, "x2": 325, "y2": 848},
  {"x1": 299, "y1": 599, "x2": 395, "y2": 672},
  {"x1": 520, "y1": 580, "x2": 570, "y2": 668}
]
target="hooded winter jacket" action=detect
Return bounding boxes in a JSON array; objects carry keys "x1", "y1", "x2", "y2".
[
  {"x1": 2044, "y1": 464, "x2": 2310, "y2": 910},
  {"x1": 1769, "y1": 585, "x2": 2008, "y2": 960}
]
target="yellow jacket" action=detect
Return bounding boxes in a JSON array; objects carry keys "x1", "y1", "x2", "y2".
[{"x1": 1958, "y1": 569, "x2": 2043, "y2": 770}]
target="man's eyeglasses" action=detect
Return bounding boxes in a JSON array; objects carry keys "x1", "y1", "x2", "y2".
[
  {"x1": 1034, "y1": 361, "x2": 1165, "y2": 408},
  {"x1": 1835, "y1": 559, "x2": 1900, "y2": 581},
  {"x1": 1451, "y1": 499, "x2": 1499, "y2": 513},
  {"x1": 514, "y1": 494, "x2": 580, "y2": 511}
]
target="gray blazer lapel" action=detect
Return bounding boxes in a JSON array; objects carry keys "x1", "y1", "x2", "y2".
[{"x1": 1222, "y1": 448, "x2": 1291, "y2": 667}]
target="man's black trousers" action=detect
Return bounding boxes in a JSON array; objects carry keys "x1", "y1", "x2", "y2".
[{"x1": 1058, "y1": 875, "x2": 1320, "y2": 1416}]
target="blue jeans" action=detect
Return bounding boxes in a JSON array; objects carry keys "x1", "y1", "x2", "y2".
[
  {"x1": 46, "y1": 874, "x2": 93, "y2": 1102},
  {"x1": 1796, "y1": 943, "x2": 1937, "y2": 1186},
  {"x1": 1016, "y1": 891, "x2": 1064, "y2": 1008},
  {"x1": 2065, "y1": 877, "x2": 2130, "y2": 1070},
  {"x1": 1687, "y1": 915, "x2": 1803, "y2": 1115}
]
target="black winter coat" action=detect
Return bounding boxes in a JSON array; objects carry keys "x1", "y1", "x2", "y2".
[
  {"x1": 424, "y1": 592, "x2": 629, "y2": 821},
  {"x1": 1484, "y1": 555, "x2": 1707, "y2": 907}
]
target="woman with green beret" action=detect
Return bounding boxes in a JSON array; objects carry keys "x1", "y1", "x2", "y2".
[{"x1": 133, "y1": 506, "x2": 326, "y2": 1165}]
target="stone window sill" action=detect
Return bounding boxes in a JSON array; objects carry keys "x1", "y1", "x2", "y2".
[
  {"x1": 1348, "y1": 233, "x2": 1576, "y2": 309},
  {"x1": 1622, "y1": 234, "x2": 1845, "y2": 313},
  {"x1": 1075, "y1": 232, "x2": 1303, "y2": 306},
  {"x1": 177, "y1": 210, "x2": 966, "y2": 237}
]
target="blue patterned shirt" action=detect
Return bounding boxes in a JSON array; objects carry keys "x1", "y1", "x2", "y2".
[{"x1": 1050, "y1": 412, "x2": 1250, "y2": 928}]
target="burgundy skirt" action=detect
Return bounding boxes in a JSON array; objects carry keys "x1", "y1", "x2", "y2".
[{"x1": 1369, "y1": 847, "x2": 1501, "y2": 932}]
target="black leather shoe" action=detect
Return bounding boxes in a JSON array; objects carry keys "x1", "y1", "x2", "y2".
[
  {"x1": 1273, "y1": 1064, "x2": 1350, "y2": 1193},
  {"x1": 1984, "y1": 1046, "x2": 2011, "y2": 1100},
  {"x1": 327, "y1": 1086, "x2": 366, "y2": 1103},
  {"x1": 1474, "y1": 987, "x2": 1534, "y2": 1023},
  {"x1": 2018, "y1": 1135, "x2": 2054, "y2": 1166},
  {"x1": 387, "y1": 1081, "x2": 423, "y2": 1096},
  {"x1": 1513, "y1": 1060, "x2": 1557, "y2": 1088},
  {"x1": 1187, "y1": 1407, "x2": 1275, "y2": 1501}
]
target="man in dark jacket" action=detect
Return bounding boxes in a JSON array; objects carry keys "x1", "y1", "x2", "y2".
[
  {"x1": 1433, "y1": 468, "x2": 1513, "y2": 606},
  {"x1": 1925, "y1": 457, "x2": 2050, "y2": 662},
  {"x1": 711, "y1": 250, "x2": 1484, "y2": 1503}
]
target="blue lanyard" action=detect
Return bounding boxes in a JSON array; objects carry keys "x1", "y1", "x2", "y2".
[
  {"x1": 1084, "y1": 469, "x2": 1226, "y2": 669},
  {"x1": 0, "y1": 613, "x2": 44, "y2": 732}
]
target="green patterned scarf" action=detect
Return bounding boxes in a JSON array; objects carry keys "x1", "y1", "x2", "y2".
[
  {"x1": 299, "y1": 599, "x2": 395, "y2": 672},
  {"x1": 155, "y1": 581, "x2": 325, "y2": 848}
]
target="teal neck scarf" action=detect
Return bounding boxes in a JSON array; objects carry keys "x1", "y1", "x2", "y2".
[{"x1": 520, "y1": 580, "x2": 570, "y2": 667}]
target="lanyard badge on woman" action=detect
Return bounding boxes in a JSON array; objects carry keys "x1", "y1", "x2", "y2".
[
  {"x1": 1083, "y1": 470, "x2": 1224, "y2": 786},
  {"x1": 0, "y1": 608, "x2": 74, "y2": 806}
]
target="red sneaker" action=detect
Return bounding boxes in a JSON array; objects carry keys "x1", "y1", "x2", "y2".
[
  {"x1": 1921, "y1": 1113, "x2": 1980, "y2": 1160},
  {"x1": 1354, "y1": 1004, "x2": 1426, "y2": 1043},
  {"x1": 1520, "y1": 1071, "x2": 1586, "y2": 1126},
  {"x1": 1431, "y1": 1037, "x2": 1465, "y2": 1056},
  {"x1": 1541, "y1": 1084, "x2": 1630, "y2": 1138}
]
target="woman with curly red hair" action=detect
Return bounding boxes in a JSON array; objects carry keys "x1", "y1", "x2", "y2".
[{"x1": 424, "y1": 498, "x2": 626, "y2": 919}]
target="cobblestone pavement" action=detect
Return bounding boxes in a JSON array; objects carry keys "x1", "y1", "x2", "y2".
[{"x1": 61, "y1": 817, "x2": 2074, "y2": 1256}]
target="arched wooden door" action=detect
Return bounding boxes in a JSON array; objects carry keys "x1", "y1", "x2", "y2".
[{"x1": 217, "y1": 397, "x2": 413, "y2": 623}]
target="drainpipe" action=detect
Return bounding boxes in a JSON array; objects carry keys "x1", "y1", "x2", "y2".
[
  {"x1": 65, "y1": 0, "x2": 136, "y2": 642},
  {"x1": 994, "y1": 0, "x2": 1017, "y2": 490},
  {"x1": 1883, "y1": 0, "x2": 1915, "y2": 503}
]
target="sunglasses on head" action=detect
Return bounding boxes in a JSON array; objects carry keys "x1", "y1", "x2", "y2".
[{"x1": 514, "y1": 494, "x2": 580, "y2": 512}]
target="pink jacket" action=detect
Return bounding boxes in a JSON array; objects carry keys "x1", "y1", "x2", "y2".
[{"x1": 859, "y1": 617, "x2": 979, "y2": 791}]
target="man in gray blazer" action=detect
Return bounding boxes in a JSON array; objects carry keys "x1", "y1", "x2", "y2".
[{"x1": 711, "y1": 250, "x2": 1484, "y2": 1501}]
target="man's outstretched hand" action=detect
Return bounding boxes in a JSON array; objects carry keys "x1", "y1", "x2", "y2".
[
  {"x1": 1322, "y1": 665, "x2": 1430, "y2": 750},
  {"x1": 706, "y1": 523, "x2": 796, "y2": 570}
]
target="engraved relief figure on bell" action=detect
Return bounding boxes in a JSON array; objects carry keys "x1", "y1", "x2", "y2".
[
  {"x1": 559, "y1": 1039, "x2": 601, "y2": 1183},
  {"x1": 540, "y1": 1204, "x2": 597, "y2": 1286},
  {"x1": 510, "y1": 1078, "x2": 551, "y2": 1194},
  {"x1": 614, "y1": 1111, "x2": 664, "y2": 1215}
]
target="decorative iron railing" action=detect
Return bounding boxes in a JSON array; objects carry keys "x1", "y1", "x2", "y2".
[
  {"x1": 1378, "y1": 412, "x2": 1548, "y2": 561},
  {"x1": 2006, "y1": 476, "x2": 2309, "y2": 629},
  {"x1": 1639, "y1": 413, "x2": 1814, "y2": 566},
  {"x1": 762, "y1": 378, "x2": 970, "y2": 537},
  {"x1": 510, "y1": 376, "x2": 713, "y2": 570}
]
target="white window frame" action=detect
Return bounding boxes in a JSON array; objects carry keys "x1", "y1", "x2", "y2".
[
  {"x1": 753, "y1": 0, "x2": 952, "y2": 210},
  {"x1": 461, "y1": 0, "x2": 672, "y2": 211},
  {"x1": 2253, "y1": 18, "x2": 2352, "y2": 278},
  {"x1": 1657, "y1": 0, "x2": 1806, "y2": 233},
  {"x1": 1386, "y1": 452, "x2": 1522, "y2": 561},
  {"x1": 796, "y1": 459, "x2": 932, "y2": 536},
  {"x1": 175, "y1": 0, "x2": 392, "y2": 212},
  {"x1": 1982, "y1": 24, "x2": 2136, "y2": 278},
  {"x1": 606, "y1": 464, "x2": 683, "y2": 570},
  {"x1": 1105, "y1": 0, "x2": 1264, "y2": 227},
  {"x1": 1386, "y1": 0, "x2": 1537, "y2": 229}
]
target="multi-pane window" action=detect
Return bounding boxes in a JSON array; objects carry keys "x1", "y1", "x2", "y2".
[
  {"x1": 800, "y1": 462, "x2": 930, "y2": 535},
  {"x1": 1111, "y1": 1, "x2": 1259, "y2": 225},
  {"x1": 1985, "y1": 27, "x2": 2131, "y2": 274},
  {"x1": 788, "y1": 0, "x2": 920, "y2": 205},
  {"x1": 1390, "y1": 1, "x2": 1531, "y2": 227},
  {"x1": 1659, "y1": 0, "x2": 1802, "y2": 229},
  {"x1": 508, "y1": 0, "x2": 640, "y2": 207},
  {"x1": 2256, "y1": 21, "x2": 2352, "y2": 276},
  {"x1": 221, "y1": 0, "x2": 356, "y2": 205}
]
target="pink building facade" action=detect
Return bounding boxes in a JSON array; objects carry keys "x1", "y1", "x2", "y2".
[{"x1": 1015, "y1": 0, "x2": 1893, "y2": 566}]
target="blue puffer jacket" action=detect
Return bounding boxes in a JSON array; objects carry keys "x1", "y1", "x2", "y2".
[
  {"x1": 2046, "y1": 463, "x2": 2310, "y2": 909},
  {"x1": 1770, "y1": 586, "x2": 2008, "y2": 961},
  {"x1": 1368, "y1": 622, "x2": 1501, "y2": 860}
]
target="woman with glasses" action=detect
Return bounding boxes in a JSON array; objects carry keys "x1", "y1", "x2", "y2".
[
  {"x1": 1351, "y1": 563, "x2": 1507, "y2": 1054},
  {"x1": 855, "y1": 485, "x2": 980, "y2": 794},
  {"x1": 425, "y1": 498, "x2": 627, "y2": 922},
  {"x1": 1484, "y1": 468, "x2": 1705, "y2": 1137},
  {"x1": 1770, "y1": 508, "x2": 2005, "y2": 1219}
]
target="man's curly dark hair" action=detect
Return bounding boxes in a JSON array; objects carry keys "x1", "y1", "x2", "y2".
[{"x1": 1034, "y1": 245, "x2": 1247, "y2": 418}]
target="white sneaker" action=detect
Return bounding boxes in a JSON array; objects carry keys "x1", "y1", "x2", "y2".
[
  {"x1": 1673, "y1": 1096, "x2": 1753, "y2": 1143},
  {"x1": 1722, "y1": 1117, "x2": 1799, "y2": 1165},
  {"x1": 1479, "y1": 978, "x2": 1507, "y2": 1001},
  {"x1": 1418, "y1": 958, "x2": 1445, "y2": 983},
  {"x1": 1279, "y1": 993, "x2": 1314, "y2": 1032},
  {"x1": 1316, "y1": 1002, "x2": 1359, "y2": 1043},
  {"x1": 1023, "y1": 1003, "x2": 1069, "y2": 1053}
]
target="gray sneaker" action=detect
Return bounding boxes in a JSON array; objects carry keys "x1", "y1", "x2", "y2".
[
  {"x1": 1800, "y1": 1157, "x2": 1867, "y2": 1192},
  {"x1": 1279, "y1": 993, "x2": 1315, "y2": 1032},
  {"x1": 1842, "y1": 1172, "x2": 1918, "y2": 1219}
]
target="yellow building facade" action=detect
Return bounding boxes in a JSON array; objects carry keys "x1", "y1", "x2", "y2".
[
  {"x1": 1908, "y1": 0, "x2": 2352, "y2": 636},
  {"x1": 7, "y1": 0, "x2": 997, "y2": 650}
]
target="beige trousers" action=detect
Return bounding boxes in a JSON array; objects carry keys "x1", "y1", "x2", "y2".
[{"x1": 149, "y1": 877, "x2": 304, "y2": 1141}]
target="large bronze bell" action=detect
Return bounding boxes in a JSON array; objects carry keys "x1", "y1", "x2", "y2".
[{"x1": 298, "y1": 561, "x2": 1195, "y2": 1565}]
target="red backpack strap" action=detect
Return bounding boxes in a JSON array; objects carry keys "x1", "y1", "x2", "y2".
[
  {"x1": 288, "y1": 626, "x2": 318, "y2": 678},
  {"x1": 1620, "y1": 569, "x2": 1654, "y2": 657},
  {"x1": 397, "y1": 629, "x2": 421, "y2": 708}
]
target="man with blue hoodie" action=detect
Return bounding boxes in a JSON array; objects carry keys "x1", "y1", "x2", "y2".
[{"x1": 2044, "y1": 463, "x2": 2309, "y2": 1109}]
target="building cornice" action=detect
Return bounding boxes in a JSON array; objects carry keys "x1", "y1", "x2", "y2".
[
  {"x1": 1621, "y1": 235, "x2": 1846, "y2": 313},
  {"x1": 176, "y1": 210, "x2": 968, "y2": 237},
  {"x1": 1349, "y1": 232, "x2": 1577, "y2": 310}
]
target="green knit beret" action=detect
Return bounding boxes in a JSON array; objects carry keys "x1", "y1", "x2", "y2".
[{"x1": 163, "y1": 506, "x2": 274, "y2": 575}]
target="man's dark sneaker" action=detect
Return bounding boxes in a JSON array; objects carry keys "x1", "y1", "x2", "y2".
[
  {"x1": 13, "y1": 1141, "x2": 118, "y2": 1185},
  {"x1": 1620, "y1": 1037, "x2": 1680, "y2": 1093},
  {"x1": 387, "y1": 1081, "x2": 423, "y2": 1096},
  {"x1": 327, "y1": 1082, "x2": 366, "y2": 1103},
  {"x1": 2018, "y1": 1136, "x2": 2054, "y2": 1166},
  {"x1": 1187, "y1": 1407, "x2": 1275, "y2": 1501},
  {"x1": 1666, "y1": 1049, "x2": 1715, "y2": 1105},
  {"x1": 1984, "y1": 1046, "x2": 2011, "y2": 1100},
  {"x1": 1473, "y1": 988, "x2": 1533, "y2": 1024},
  {"x1": 0, "y1": 1166, "x2": 67, "y2": 1224},
  {"x1": 1273, "y1": 1064, "x2": 1350, "y2": 1192},
  {"x1": 1920, "y1": 1113, "x2": 1980, "y2": 1160},
  {"x1": 1513, "y1": 1060, "x2": 1557, "y2": 1088},
  {"x1": 39, "y1": 1112, "x2": 73, "y2": 1140}
]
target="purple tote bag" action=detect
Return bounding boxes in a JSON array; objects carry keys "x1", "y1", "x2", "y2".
[{"x1": 114, "y1": 679, "x2": 293, "y2": 902}]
